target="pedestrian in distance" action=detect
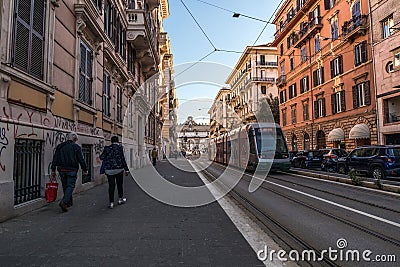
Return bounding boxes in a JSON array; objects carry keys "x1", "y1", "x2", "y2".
[
  {"x1": 51, "y1": 132, "x2": 88, "y2": 212},
  {"x1": 100, "y1": 136, "x2": 129, "y2": 209},
  {"x1": 151, "y1": 147, "x2": 158, "y2": 166}
]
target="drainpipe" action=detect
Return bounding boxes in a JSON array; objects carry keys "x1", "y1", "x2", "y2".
[
  {"x1": 308, "y1": 38, "x2": 314, "y2": 150},
  {"x1": 367, "y1": 0, "x2": 381, "y2": 144}
]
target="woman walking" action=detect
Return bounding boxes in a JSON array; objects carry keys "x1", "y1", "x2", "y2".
[{"x1": 100, "y1": 136, "x2": 129, "y2": 209}]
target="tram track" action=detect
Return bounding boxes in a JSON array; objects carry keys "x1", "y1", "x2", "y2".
[{"x1": 196, "y1": 161, "x2": 400, "y2": 266}]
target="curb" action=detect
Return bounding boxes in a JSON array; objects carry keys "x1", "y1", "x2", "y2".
[{"x1": 287, "y1": 169, "x2": 400, "y2": 194}]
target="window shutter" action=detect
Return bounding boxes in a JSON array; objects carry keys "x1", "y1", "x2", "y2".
[
  {"x1": 305, "y1": 76, "x2": 309, "y2": 91},
  {"x1": 324, "y1": 0, "x2": 331, "y2": 10},
  {"x1": 352, "y1": 85, "x2": 358, "y2": 108},
  {"x1": 314, "y1": 100, "x2": 318, "y2": 118},
  {"x1": 331, "y1": 94, "x2": 336, "y2": 114},
  {"x1": 361, "y1": 41, "x2": 368, "y2": 63},
  {"x1": 322, "y1": 98, "x2": 326, "y2": 117},
  {"x1": 294, "y1": 83, "x2": 297, "y2": 97},
  {"x1": 321, "y1": 67, "x2": 325, "y2": 83},
  {"x1": 313, "y1": 70, "x2": 317, "y2": 87},
  {"x1": 300, "y1": 78, "x2": 304, "y2": 93},
  {"x1": 339, "y1": 55, "x2": 343, "y2": 74},
  {"x1": 365, "y1": 81, "x2": 371, "y2": 105},
  {"x1": 340, "y1": 90, "x2": 346, "y2": 111},
  {"x1": 330, "y1": 60, "x2": 335, "y2": 78}
]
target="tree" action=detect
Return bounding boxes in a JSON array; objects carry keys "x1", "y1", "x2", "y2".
[
  {"x1": 256, "y1": 93, "x2": 280, "y2": 124},
  {"x1": 266, "y1": 93, "x2": 280, "y2": 124}
]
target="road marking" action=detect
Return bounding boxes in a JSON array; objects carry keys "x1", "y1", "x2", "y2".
[{"x1": 209, "y1": 163, "x2": 400, "y2": 229}]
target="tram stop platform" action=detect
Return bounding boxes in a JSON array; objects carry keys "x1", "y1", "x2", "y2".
[{"x1": 0, "y1": 159, "x2": 266, "y2": 266}]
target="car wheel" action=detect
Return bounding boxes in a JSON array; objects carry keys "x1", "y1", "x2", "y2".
[
  {"x1": 301, "y1": 161, "x2": 306, "y2": 169},
  {"x1": 338, "y1": 165, "x2": 347, "y2": 174},
  {"x1": 371, "y1": 167, "x2": 385, "y2": 180}
]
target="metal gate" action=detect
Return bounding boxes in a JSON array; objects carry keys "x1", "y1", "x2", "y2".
[
  {"x1": 13, "y1": 139, "x2": 43, "y2": 205},
  {"x1": 81, "y1": 144, "x2": 92, "y2": 183}
]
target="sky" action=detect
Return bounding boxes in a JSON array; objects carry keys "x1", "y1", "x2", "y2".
[{"x1": 163, "y1": 0, "x2": 282, "y2": 123}]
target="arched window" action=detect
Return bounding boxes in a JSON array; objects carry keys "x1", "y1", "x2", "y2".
[{"x1": 316, "y1": 130, "x2": 326, "y2": 150}]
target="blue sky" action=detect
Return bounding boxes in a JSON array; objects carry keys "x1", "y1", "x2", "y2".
[{"x1": 163, "y1": 0, "x2": 282, "y2": 122}]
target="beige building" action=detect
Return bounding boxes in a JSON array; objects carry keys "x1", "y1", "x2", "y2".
[
  {"x1": 0, "y1": 0, "x2": 172, "y2": 221},
  {"x1": 208, "y1": 88, "x2": 232, "y2": 138},
  {"x1": 370, "y1": 0, "x2": 400, "y2": 145},
  {"x1": 225, "y1": 45, "x2": 278, "y2": 124},
  {"x1": 177, "y1": 116, "x2": 209, "y2": 154}
]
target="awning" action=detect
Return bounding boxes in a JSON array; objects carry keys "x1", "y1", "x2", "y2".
[
  {"x1": 349, "y1": 123, "x2": 370, "y2": 139},
  {"x1": 328, "y1": 128, "x2": 344, "y2": 142}
]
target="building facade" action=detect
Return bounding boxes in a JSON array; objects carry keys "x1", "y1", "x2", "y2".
[
  {"x1": 370, "y1": 0, "x2": 400, "y2": 145},
  {"x1": 177, "y1": 116, "x2": 209, "y2": 154},
  {"x1": 272, "y1": 0, "x2": 377, "y2": 152},
  {"x1": 208, "y1": 88, "x2": 231, "y2": 138},
  {"x1": 225, "y1": 45, "x2": 279, "y2": 124},
  {"x1": 0, "y1": 0, "x2": 172, "y2": 221}
]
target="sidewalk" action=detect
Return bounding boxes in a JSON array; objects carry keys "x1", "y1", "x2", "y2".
[{"x1": 0, "y1": 159, "x2": 263, "y2": 266}]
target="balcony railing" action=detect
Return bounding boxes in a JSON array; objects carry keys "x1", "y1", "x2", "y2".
[
  {"x1": 342, "y1": 15, "x2": 369, "y2": 40},
  {"x1": 252, "y1": 77, "x2": 276, "y2": 83},
  {"x1": 276, "y1": 75, "x2": 286, "y2": 86},
  {"x1": 294, "y1": 16, "x2": 323, "y2": 48},
  {"x1": 256, "y1": 61, "x2": 278, "y2": 67}
]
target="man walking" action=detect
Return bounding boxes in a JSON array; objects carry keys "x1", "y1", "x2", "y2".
[
  {"x1": 151, "y1": 147, "x2": 158, "y2": 166},
  {"x1": 51, "y1": 132, "x2": 88, "y2": 212}
]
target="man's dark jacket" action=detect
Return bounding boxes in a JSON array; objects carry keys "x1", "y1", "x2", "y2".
[{"x1": 51, "y1": 140, "x2": 88, "y2": 172}]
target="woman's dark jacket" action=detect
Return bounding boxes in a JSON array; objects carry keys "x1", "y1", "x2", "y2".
[{"x1": 100, "y1": 143, "x2": 128, "y2": 171}]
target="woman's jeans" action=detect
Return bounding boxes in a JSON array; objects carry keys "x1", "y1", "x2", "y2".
[
  {"x1": 107, "y1": 172, "x2": 124, "y2": 203},
  {"x1": 59, "y1": 171, "x2": 77, "y2": 204}
]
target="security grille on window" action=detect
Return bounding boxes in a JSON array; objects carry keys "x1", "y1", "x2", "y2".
[
  {"x1": 103, "y1": 73, "x2": 111, "y2": 117},
  {"x1": 330, "y1": 55, "x2": 343, "y2": 78},
  {"x1": 280, "y1": 89, "x2": 287, "y2": 103},
  {"x1": 314, "y1": 97, "x2": 326, "y2": 118},
  {"x1": 289, "y1": 83, "x2": 297, "y2": 99},
  {"x1": 313, "y1": 67, "x2": 324, "y2": 87},
  {"x1": 300, "y1": 76, "x2": 309, "y2": 93},
  {"x1": 301, "y1": 46, "x2": 307, "y2": 63},
  {"x1": 81, "y1": 145, "x2": 92, "y2": 184},
  {"x1": 79, "y1": 41, "x2": 92, "y2": 105},
  {"x1": 282, "y1": 109, "x2": 287, "y2": 126},
  {"x1": 331, "y1": 91, "x2": 346, "y2": 114},
  {"x1": 303, "y1": 101, "x2": 309, "y2": 121},
  {"x1": 117, "y1": 86, "x2": 123, "y2": 123},
  {"x1": 291, "y1": 106, "x2": 297, "y2": 124},
  {"x1": 382, "y1": 15, "x2": 394, "y2": 39},
  {"x1": 12, "y1": 0, "x2": 46, "y2": 79},
  {"x1": 355, "y1": 41, "x2": 368, "y2": 66},
  {"x1": 352, "y1": 81, "x2": 371, "y2": 108},
  {"x1": 13, "y1": 139, "x2": 43, "y2": 205},
  {"x1": 330, "y1": 17, "x2": 339, "y2": 40}
]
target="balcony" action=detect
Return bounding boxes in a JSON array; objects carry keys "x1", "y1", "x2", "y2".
[
  {"x1": 342, "y1": 15, "x2": 369, "y2": 42},
  {"x1": 256, "y1": 61, "x2": 278, "y2": 67},
  {"x1": 294, "y1": 17, "x2": 323, "y2": 48},
  {"x1": 276, "y1": 75, "x2": 286, "y2": 87},
  {"x1": 159, "y1": 32, "x2": 169, "y2": 54},
  {"x1": 252, "y1": 77, "x2": 276, "y2": 83},
  {"x1": 126, "y1": 8, "x2": 160, "y2": 76}
]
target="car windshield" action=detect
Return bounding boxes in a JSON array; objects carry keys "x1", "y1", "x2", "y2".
[{"x1": 308, "y1": 151, "x2": 322, "y2": 157}]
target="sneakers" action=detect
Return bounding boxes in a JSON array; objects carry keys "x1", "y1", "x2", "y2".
[
  {"x1": 118, "y1": 198, "x2": 127, "y2": 205},
  {"x1": 109, "y1": 202, "x2": 114, "y2": 209},
  {"x1": 59, "y1": 201, "x2": 68, "y2": 212}
]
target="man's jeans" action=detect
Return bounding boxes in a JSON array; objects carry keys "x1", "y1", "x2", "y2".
[{"x1": 59, "y1": 171, "x2": 77, "y2": 204}]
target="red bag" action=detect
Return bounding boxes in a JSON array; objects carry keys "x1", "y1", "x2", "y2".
[{"x1": 45, "y1": 177, "x2": 58, "y2": 203}]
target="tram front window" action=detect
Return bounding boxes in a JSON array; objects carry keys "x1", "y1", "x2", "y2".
[{"x1": 255, "y1": 127, "x2": 288, "y2": 158}]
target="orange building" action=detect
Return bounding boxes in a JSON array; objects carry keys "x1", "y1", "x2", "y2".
[{"x1": 272, "y1": 0, "x2": 377, "y2": 151}]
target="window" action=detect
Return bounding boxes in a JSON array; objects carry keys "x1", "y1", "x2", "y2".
[
  {"x1": 351, "y1": 1, "x2": 361, "y2": 22},
  {"x1": 281, "y1": 62, "x2": 285, "y2": 76},
  {"x1": 314, "y1": 34, "x2": 321, "y2": 53},
  {"x1": 282, "y1": 109, "x2": 287, "y2": 126},
  {"x1": 290, "y1": 53, "x2": 295, "y2": 71},
  {"x1": 289, "y1": 83, "x2": 297, "y2": 99},
  {"x1": 261, "y1": 86, "x2": 266, "y2": 94},
  {"x1": 287, "y1": 7, "x2": 295, "y2": 23},
  {"x1": 291, "y1": 106, "x2": 297, "y2": 124},
  {"x1": 382, "y1": 15, "x2": 394, "y2": 39},
  {"x1": 12, "y1": 0, "x2": 46, "y2": 79},
  {"x1": 314, "y1": 97, "x2": 326, "y2": 118},
  {"x1": 303, "y1": 101, "x2": 309, "y2": 121},
  {"x1": 116, "y1": 86, "x2": 123, "y2": 123},
  {"x1": 128, "y1": 45, "x2": 136, "y2": 75},
  {"x1": 309, "y1": 6, "x2": 320, "y2": 25},
  {"x1": 300, "y1": 76, "x2": 309, "y2": 93},
  {"x1": 324, "y1": 0, "x2": 336, "y2": 10},
  {"x1": 386, "y1": 61, "x2": 394, "y2": 73},
  {"x1": 79, "y1": 41, "x2": 92, "y2": 105},
  {"x1": 394, "y1": 51, "x2": 400, "y2": 68},
  {"x1": 102, "y1": 73, "x2": 111, "y2": 117},
  {"x1": 330, "y1": 55, "x2": 343, "y2": 78},
  {"x1": 313, "y1": 67, "x2": 324, "y2": 87},
  {"x1": 301, "y1": 45, "x2": 307, "y2": 63},
  {"x1": 331, "y1": 91, "x2": 346, "y2": 114},
  {"x1": 128, "y1": 99, "x2": 133, "y2": 128},
  {"x1": 355, "y1": 41, "x2": 368, "y2": 66},
  {"x1": 260, "y1": 55, "x2": 266, "y2": 64},
  {"x1": 297, "y1": 0, "x2": 305, "y2": 10},
  {"x1": 352, "y1": 81, "x2": 371, "y2": 108},
  {"x1": 280, "y1": 90, "x2": 287, "y2": 103},
  {"x1": 330, "y1": 17, "x2": 339, "y2": 40},
  {"x1": 81, "y1": 145, "x2": 92, "y2": 183},
  {"x1": 287, "y1": 34, "x2": 296, "y2": 49},
  {"x1": 280, "y1": 43, "x2": 284, "y2": 56},
  {"x1": 92, "y1": 0, "x2": 102, "y2": 12}
]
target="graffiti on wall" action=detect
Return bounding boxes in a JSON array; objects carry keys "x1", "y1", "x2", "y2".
[
  {"x1": 45, "y1": 131, "x2": 68, "y2": 148},
  {"x1": 0, "y1": 126, "x2": 9, "y2": 172},
  {"x1": 94, "y1": 139, "x2": 104, "y2": 155}
]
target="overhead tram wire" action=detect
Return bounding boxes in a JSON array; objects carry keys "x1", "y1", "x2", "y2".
[{"x1": 174, "y1": 50, "x2": 216, "y2": 78}]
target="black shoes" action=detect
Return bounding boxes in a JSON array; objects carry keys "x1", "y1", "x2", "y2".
[{"x1": 59, "y1": 201, "x2": 68, "y2": 212}]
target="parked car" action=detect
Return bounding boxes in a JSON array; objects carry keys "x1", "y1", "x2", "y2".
[
  {"x1": 291, "y1": 150, "x2": 323, "y2": 169},
  {"x1": 289, "y1": 151, "x2": 297, "y2": 166},
  {"x1": 320, "y1": 148, "x2": 348, "y2": 172},
  {"x1": 337, "y1": 145, "x2": 400, "y2": 179}
]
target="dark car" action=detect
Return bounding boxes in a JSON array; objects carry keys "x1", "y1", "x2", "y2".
[
  {"x1": 320, "y1": 148, "x2": 348, "y2": 172},
  {"x1": 337, "y1": 145, "x2": 400, "y2": 179},
  {"x1": 292, "y1": 150, "x2": 323, "y2": 169},
  {"x1": 289, "y1": 151, "x2": 297, "y2": 166}
]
